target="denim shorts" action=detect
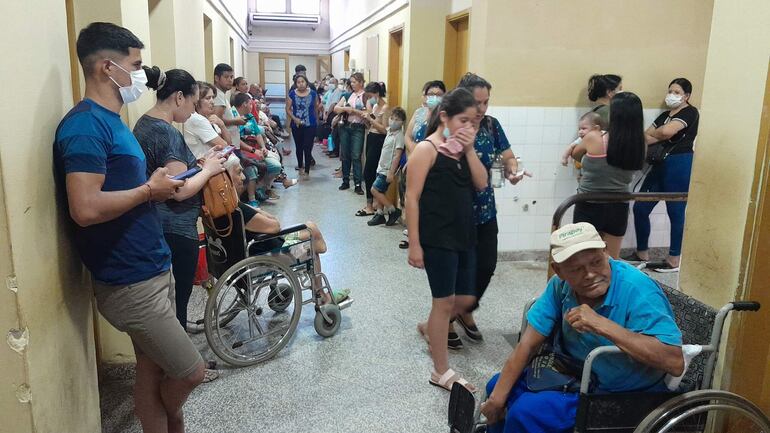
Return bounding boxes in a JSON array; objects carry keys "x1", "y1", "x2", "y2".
[
  {"x1": 372, "y1": 173, "x2": 390, "y2": 193},
  {"x1": 423, "y1": 247, "x2": 477, "y2": 298}
]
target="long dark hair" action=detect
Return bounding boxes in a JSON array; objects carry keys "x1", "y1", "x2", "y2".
[
  {"x1": 426, "y1": 88, "x2": 476, "y2": 136},
  {"x1": 606, "y1": 92, "x2": 645, "y2": 170},
  {"x1": 144, "y1": 66, "x2": 197, "y2": 100}
]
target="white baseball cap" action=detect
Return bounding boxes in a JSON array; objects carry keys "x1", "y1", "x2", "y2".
[{"x1": 550, "y1": 222, "x2": 606, "y2": 263}]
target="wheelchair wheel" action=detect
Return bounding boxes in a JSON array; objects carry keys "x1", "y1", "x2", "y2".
[
  {"x1": 633, "y1": 389, "x2": 770, "y2": 433},
  {"x1": 314, "y1": 304, "x2": 341, "y2": 338},
  {"x1": 268, "y1": 283, "x2": 293, "y2": 312},
  {"x1": 204, "y1": 256, "x2": 302, "y2": 367}
]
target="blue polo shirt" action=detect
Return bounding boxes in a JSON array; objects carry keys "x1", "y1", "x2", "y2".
[
  {"x1": 527, "y1": 259, "x2": 682, "y2": 393},
  {"x1": 53, "y1": 99, "x2": 171, "y2": 285}
]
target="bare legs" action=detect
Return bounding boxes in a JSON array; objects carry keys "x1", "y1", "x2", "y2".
[
  {"x1": 296, "y1": 221, "x2": 331, "y2": 303},
  {"x1": 419, "y1": 294, "x2": 477, "y2": 378},
  {"x1": 134, "y1": 353, "x2": 204, "y2": 433},
  {"x1": 602, "y1": 233, "x2": 623, "y2": 259}
]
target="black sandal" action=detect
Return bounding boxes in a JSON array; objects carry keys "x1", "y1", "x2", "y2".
[
  {"x1": 457, "y1": 316, "x2": 484, "y2": 342},
  {"x1": 399, "y1": 240, "x2": 409, "y2": 249},
  {"x1": 448, "y1": 331, "x2": 464, "y2": 350},
  {"x1": 355, "y1": 208, "x2": 375, "y2": 217}
]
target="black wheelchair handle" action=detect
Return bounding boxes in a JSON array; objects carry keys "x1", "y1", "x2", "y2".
[{"x1": 731, "y1": 301, "x2": 761, "y2": 311}]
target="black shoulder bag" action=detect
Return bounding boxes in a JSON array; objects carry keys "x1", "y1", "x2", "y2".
[{"x1": 646, "y1": 111, "x2": 699, "y2": 166}]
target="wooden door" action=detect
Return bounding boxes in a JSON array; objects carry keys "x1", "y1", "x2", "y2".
[
  {"x1": 725, "y1": 61, "x2": 770, "y2": 430},
  {"x1": 344, "y1": 50, "x2": 350, "y2": 74},
  {"x1": 443, "y1": 11, "x2": 470, "y2": 89},
  {"x1": 388, "y1": 28, "x2": 404, "y2": 108}
]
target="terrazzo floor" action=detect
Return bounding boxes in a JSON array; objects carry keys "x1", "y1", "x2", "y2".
[{"x1": 99, "y1": 143, "x2": 679, "y2": 433}]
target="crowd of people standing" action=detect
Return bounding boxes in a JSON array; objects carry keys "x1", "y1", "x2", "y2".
[{"x1": 53, "y1": 20, "x2": 698, "y2": 433}]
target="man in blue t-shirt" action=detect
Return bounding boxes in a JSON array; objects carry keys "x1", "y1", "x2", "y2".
[
  {"x1": 481, "y1": 222, "x2": 684, "y2": 433},
  {"x1": 53, "y1": 22, "x2": 203, "y2": 432}
]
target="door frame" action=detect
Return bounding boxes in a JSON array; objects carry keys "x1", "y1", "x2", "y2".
[
  {"x1": 727, "y1": 59, "x2": 770, "y2": 419},
  {"x1": 259, "y1": 53, "x2": 290, "y2": 102},
  {"x1": 387, "y1": 25, "x2": 404, "y2": 108},
  {"x1": 443, "y1": 9, "x2": 471, "y2": 88}
]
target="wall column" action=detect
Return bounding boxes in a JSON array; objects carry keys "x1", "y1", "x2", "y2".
[{"x1": 0, "y1": 1, "x2": 102, "y2": 432}]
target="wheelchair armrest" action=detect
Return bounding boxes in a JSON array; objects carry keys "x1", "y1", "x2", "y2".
[
  {"x1": 251, "y1": 224, "x2": 309, "y2": 243},
  {"x1": 580, "y1": 346, "x2": 622, "y2": 394}
]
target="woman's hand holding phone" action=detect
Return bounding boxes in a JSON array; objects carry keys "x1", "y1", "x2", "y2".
[{"x1": 200, "y1": 151, "x2": 226, "y2": 177}]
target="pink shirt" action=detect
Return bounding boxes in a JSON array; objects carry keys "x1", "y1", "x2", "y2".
[{"x1": 346, "y1": 91, "x2": 366, "y2": 124}]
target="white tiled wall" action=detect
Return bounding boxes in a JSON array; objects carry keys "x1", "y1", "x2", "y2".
[{"x1": 486, "y1": 106, "x2": 672, "y2": 252}]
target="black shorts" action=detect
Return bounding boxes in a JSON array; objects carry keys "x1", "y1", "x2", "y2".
[
  {"x1": 573, "y1": 201, "x2": 629, "y2": 237},
  {"x1": 423, "y1": 246, "x2": 476, "y2": 299}
]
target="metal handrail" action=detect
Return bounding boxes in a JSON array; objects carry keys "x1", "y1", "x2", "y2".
[{"x1": 547, "y1": 192, "x2": 688, "y2": 278}]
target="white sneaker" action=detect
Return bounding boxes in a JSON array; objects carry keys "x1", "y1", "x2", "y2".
[{"x1": 402, "y1": 229, "x2": 408, "y2": 236}]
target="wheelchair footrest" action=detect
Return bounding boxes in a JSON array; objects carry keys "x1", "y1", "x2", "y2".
[{"x1": 338, "y1": 298, "x2": 353, "y2": 310}]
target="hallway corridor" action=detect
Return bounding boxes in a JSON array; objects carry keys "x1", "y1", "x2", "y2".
[{"x1": 98, "y1": 148, "x2": 548, "y2": 433}]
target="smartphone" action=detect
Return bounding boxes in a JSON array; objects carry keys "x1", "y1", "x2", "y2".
[
  {"x1": 368, "y1": 113, "x2": 376, "y2": 120},
  {"x1": 171, "y1": 166, "x2": 202, "y2": 181},
  {"x1": 219, "y1": 145, "x2": 235, "y2": 157}
]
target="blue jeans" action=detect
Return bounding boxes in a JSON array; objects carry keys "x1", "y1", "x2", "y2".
[
  {"x1": 340, "y1": 124, "x2": 365, "y2": 185},
  {"x1": 632, "y1": 152, "x2": 693, "y2": 256},
  {"x1": 486, "y1": 371, "x2": 579, "y2": 433}
]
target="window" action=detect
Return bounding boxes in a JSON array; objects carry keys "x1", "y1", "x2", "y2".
[
  {"x1": 256, "y1": 0, "x2": 286, "y2": 13},
  {"x1": 291, "y1": 0, "x2": 319, "y2": 15},
  {"x1": 255, "y1": 0, "x2": 319, "y2": 15}
]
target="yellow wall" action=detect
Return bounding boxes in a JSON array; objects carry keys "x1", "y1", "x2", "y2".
[
  {"x1": 467, "y1": 0, "x2": 713, "y2": 108},
  {"x1": 246, "y1": 52, "x2": 261, "y2": 85},
  {"x1": 330, "y1": 5, "x2": 412, "y2": 110},
  {"x1": 404, "y1": 0, "x2": 449, "y2": 113},
  {"x1": 679, "y1": 0, "x2": 770, "y2": 307},
  {"x1": 675, "y1": 0, "x2": 770, "y2": 404},
  {"x1": 0, "y1": 1, "x2": 101, "y2": 432}
]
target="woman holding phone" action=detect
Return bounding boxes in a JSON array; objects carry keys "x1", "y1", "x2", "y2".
[{"x1": 134, "y1": 67, "x2": 225, "y2": 384}]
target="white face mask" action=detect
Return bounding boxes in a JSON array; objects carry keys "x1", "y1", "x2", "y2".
[
  {"x1": 389, "y1": 120, "x2": 403, "y2": 131},
  {"x1": 665, "y1": 93, "x2": 684, "y2": 109},
  {"x1": 108, "y1": 60, "x2": 147, "y2": 104},
  {"x1": 338, "y1": 84, "x2": 345, "y2": 91}
]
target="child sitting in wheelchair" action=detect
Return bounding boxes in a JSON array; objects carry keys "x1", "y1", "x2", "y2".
[{"x1": 219, "y1": 156, "x2": 350, "y2": 304}]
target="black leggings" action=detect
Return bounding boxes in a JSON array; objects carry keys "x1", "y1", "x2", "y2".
[
  {"x1": 364, "y1": 132, "x2": 386, "y2": 202},
  {"x1": 292, "y1": 125, "x2": 315, "y2": 173},
  {"x1": 473, "y1": 218, "x2": 499, "y2": 311},
  {"x1": 164, "y1": 232, "x2": 199, "y2": 330}
]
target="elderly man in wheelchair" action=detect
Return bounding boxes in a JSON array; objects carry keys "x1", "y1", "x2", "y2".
[
  {"x1": 481, "y1": 222, "x2": 684, "y2": 433},
  {"x1": 199, "y1": 157, "x2": 351, "y2": 367}
]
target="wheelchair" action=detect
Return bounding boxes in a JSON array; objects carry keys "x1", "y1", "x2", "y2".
[
  {"x1": 195, "y1": 207, "x2": 352, "y2": 367},
  {"x1": 447, "y1": 283, "x2": 767, "y2": 433}
]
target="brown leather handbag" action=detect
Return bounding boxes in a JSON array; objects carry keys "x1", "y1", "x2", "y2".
[{"x1": 201, "y1": 171, "x2": 239, "y2": 237}]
